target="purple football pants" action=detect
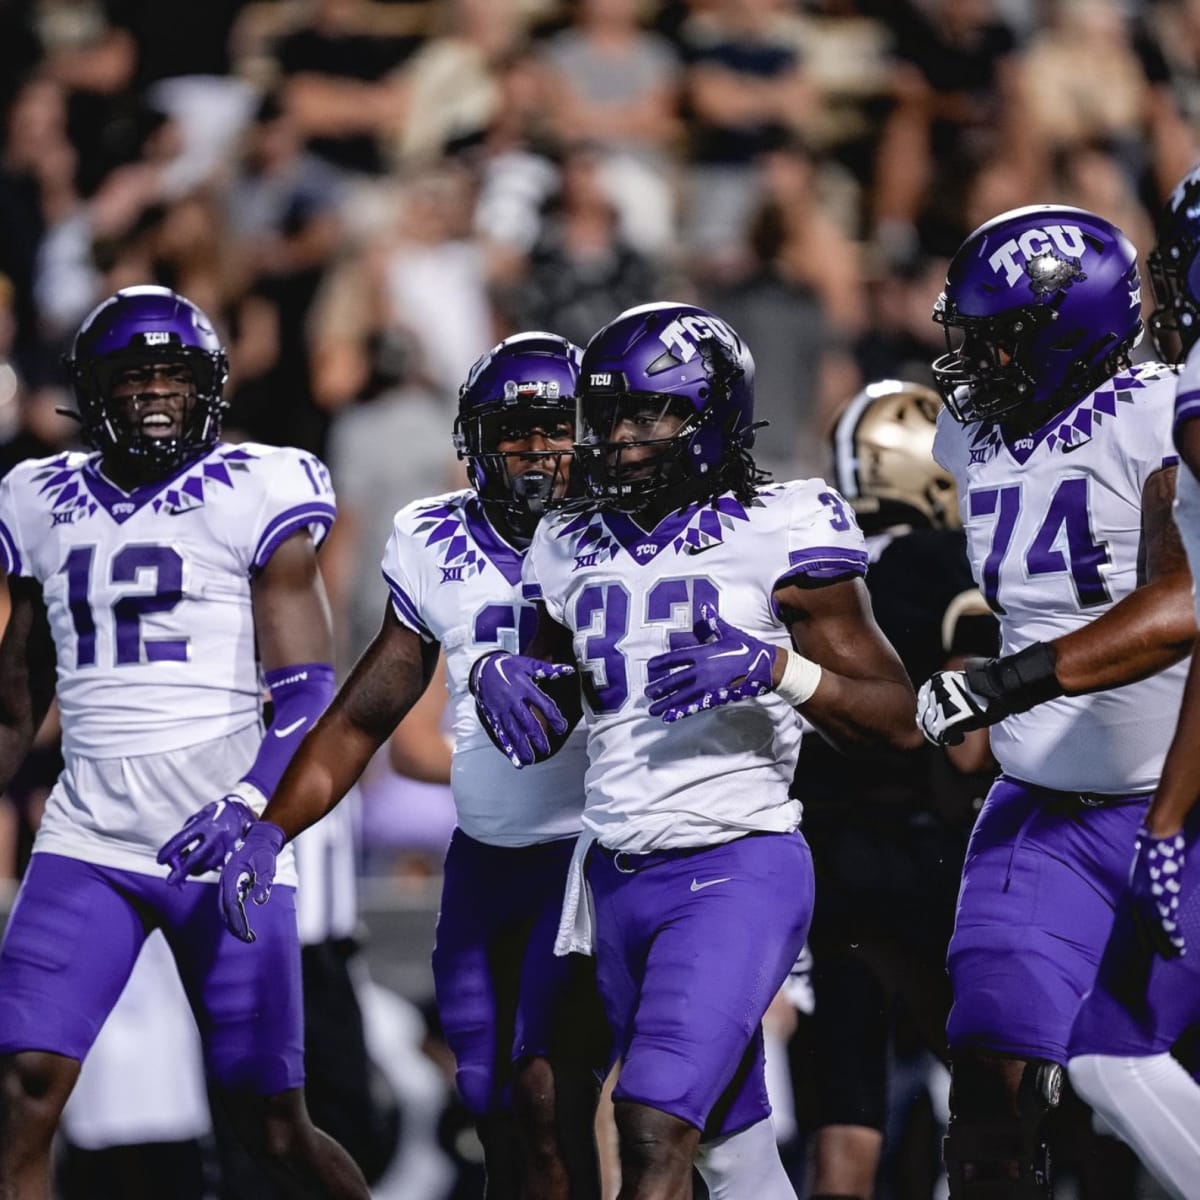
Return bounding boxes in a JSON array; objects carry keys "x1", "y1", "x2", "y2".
[
  {"x1": 1070, "y1": 805, "x2": 1200, "y2": 1059},
  {"x1": 947, "y1": 775, "x2": 1149, "y2": 1065},
  {"x1": 433, "y1": 830, "x2": 604, "y2": 1118},
  {"x1": 0, "y1": 852, "x2": 304, "y2": 1094},
  {"x1": 586, "y1": 830, "x2": 813, "y2": 1136}
]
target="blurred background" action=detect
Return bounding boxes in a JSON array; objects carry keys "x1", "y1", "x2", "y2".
[{"x1": 0, "y1": 1, "x2": 1194, "y2": 1196}]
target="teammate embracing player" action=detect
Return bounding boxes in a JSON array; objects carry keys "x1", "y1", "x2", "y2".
[
  {"x1": 192, "y1": 332, "x2": 607, "y2": 1199},
  {"x1": 471, "y1": 301, "x2": 921, "y2": 1199}
]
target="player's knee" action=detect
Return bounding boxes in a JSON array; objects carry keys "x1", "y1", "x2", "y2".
[
  {"x1": 944, "y1": 1054, "x2": 1062, "y2": 1200},
  {"x1": 614, "y1": 1100, "x2": 697, "y2": 1183},
  {"x1": 0, "y1": 1052, "x2": 76, "y2": 1147},
  {"x1": 512, "y1": 1057, "x2": 558, "y2": 1151}
]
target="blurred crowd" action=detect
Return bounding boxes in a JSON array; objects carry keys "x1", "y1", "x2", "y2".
[{"x1": 1, "y1": 0, "x2": 1200, "y2": 887}]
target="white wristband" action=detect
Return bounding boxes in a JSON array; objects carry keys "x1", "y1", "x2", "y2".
[
  {"x1": 228, "y1": 780, "x2": 268, "y2": 816},
  {"x1": 775, "y1": 649, "x2": 822, "y2": 708}
]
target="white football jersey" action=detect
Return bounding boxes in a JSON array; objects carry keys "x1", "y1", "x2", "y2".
[
  {"x1": 1173, "y1": 341, "x2": 1200, "y2": 622},
  {"x1": 524, "y1": 480, "x2": 868, "y2": 852},
  {"x1": 381, "y1": 490, "x2": 586, "y2": 846},
  {"x1": 0, "y1": 443, "x2": 335, "y2": 760},
  {"x1": 935, "y1": 363, "x2": 1186, "y2": 793}
]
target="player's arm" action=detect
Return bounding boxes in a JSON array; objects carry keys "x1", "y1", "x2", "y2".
[
  {"x1": 0, "y1": 575, "x2": 57, "y2": 790},
  {"x1": 775, "y1": 577, "x2": 922, "y2": 752},
  {"x1": 389, "y1": 649, "x2": 452, "y2": 784},
  {"x1": 919, "y1": 466, "x2": 1196, "y2": 746},
  {"x1": 158, "y1": 529, "x2": 339, "y2": 882},
  {"x1": 468, "y1": 601, "x2": 581, "y2": 768},
  {"x1": 1147, "y1": 423, "x2": 1200, "y2": 835},
  {"x1": 262, "y1": 606, "x2": 437, "y2": 839},
  {"x1": 1053, "y1": 465, "x2": 1195, "y2": 690},
  {"x1": 219, "y1": 603, "x2": 437, "y2": 942},
  {"x1": 643, "y1": 580, "x2": 920, "y2": 752}
]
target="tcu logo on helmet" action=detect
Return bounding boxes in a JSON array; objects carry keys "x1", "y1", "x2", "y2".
[
  {"x1": 987, "y1": 225, "x2": 1087, "y2": 286},
  {"x1": 657, "y1": 314, "x2": 740, "y2": 364}
]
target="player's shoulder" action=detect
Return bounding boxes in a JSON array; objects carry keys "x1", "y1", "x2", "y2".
[
  {"x1": 391, "y1": 488, "x2": 474, "y2": 541},
  {"x1": 1, "y1": 450, "x2": 94, "y2": 495},
  {"x1": 219, "y1": 441, "x2": 329, "y2": 486}
]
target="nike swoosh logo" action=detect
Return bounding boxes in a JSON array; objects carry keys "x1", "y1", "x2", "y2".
[
  {"x1": 687, "y1": 541, "x2": 719, "y2": 555},
  {"x1": 273, "y1": 716, "x2": 309, "y2": 738},
  {"x1": 1061, "y1": 439, "x2": 1091, "y2": 453},
  {"x1": 690, "y1": 876, "x2": 732, "y2": 892}
]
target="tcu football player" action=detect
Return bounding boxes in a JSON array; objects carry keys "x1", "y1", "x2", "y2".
[
  {"x1": 213, "y1": 334, "x2": 607, "y2": 1200},
  {"x1": 916, "y1": 206, "x2": 1196, "y2": 1198},
  {"x1": 1067, "y1": 169, "x2": 1200, "y2": 1199},
  {"x1": 0, "y1": 287, "x2": 370, "y2": 1198},
  {"x1": 471, "y1": 302, "x2": 920, "y2": 1198}
]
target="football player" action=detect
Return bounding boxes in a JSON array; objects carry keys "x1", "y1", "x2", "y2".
[
  {"x1": 190, "y1": 333, "x2": 606, "y2": 1200},
  {"x1": 915, "y1": 206, "x2": 1196, "y2": 1198},
  {"x1": 1066, "y1": 168, "x2": 1200, "y2": 1199},
  {"x1": 0, "y1": 287, "x2": 370, "y2": 1198},
  {"x1": 803, "y1": 380, "x2": 998, "y2": 1200},
  {"x1": 471, "y1": 302, "x2": 921, "y2": 1198}
]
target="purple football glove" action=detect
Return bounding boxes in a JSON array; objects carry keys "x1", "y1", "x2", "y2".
[
  {"x1": 220, "y1": 821, "x2": 286, "y2": 944},
  {"x1": 157, "y1": 794, "x2": 257, "y2": 887},
  {"x1": 1129, "y1": 826, "x2": 1187, "y2": 959},
  {"x1": 645, "y1": 605, "x2": 777, "y2": 723},
  {"x1": 469, "y1": 651, "x2": 575, "y2": 767}
]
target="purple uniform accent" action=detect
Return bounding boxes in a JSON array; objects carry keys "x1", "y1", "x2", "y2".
[
  {"x1": 586, "y1": 831, "x2": 813, "y2": 1135},
  {"x1": 0, "y1": 519, "x2": 21, "y2": 576},
  {"x1": 1069, "y1": 807, "x2": 1200, "y2": 1058},
  {"x1": 433, "y1": 831, "x2": 601, "y2": 1117},
  {"x1": 251, "y1": 502, "x2": 336, "y2": 569},
  {"x1": 947, "y1": 775, "x2": 1149, "y2": 1064},
  {"x1": 241, "y1": 662, "x2": 335, "y2": 797},
  {"x1": 383, "y1": 571, "x2": 434, "y2": 641},
  {"x1": 1175, "y1": 389, "x2": 1200, "y2": 443},
  {"x1": 0, "y1": 853, "x2": 304, "y2": 1094}
]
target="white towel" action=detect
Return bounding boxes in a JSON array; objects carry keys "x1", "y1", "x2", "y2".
[{"x1": 553, "y1": 830, "x2": 597, "y2": 957}]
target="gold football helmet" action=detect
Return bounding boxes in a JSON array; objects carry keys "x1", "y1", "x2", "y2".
[{"x1": 832, "y1": 379, "x2": 960, "y2": 530}]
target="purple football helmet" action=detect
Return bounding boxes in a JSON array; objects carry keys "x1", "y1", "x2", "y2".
[
  {"x1": 575, "y1": 302, "x2": 757, "y2": 511},
  {"x1": 932, "y1": 205, "x2": 1143, "y2": 426},
  {"x1": 1149, "y1": 164, "x2": 1200, "y2": 362},
  {"x1": 453, "y1": 332, "x2": 582, "y2": 520},
  {"x1": 66, "y1": 286, "x2": 230, "y2": 473}
]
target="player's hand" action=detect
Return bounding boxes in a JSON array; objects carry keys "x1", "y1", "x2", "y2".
[
  {"x1": 219, "y1": 821, "x2": 286, "y2": 944},
  {"x1": 645, "y1": 605, "x2": 776, "y2": 723},
  {"x1": 1129, "y1": 827, "x2": 1187, "y2": 959},
  {"x1": 917, "y1": 669, "x2": 995, "y2": 746},
  {"x1": 468, "y1": 651, "x2": 575, "y2": 767},
  {"x1": 157, "y1": 794, "x2": 257, "y2": 887}
]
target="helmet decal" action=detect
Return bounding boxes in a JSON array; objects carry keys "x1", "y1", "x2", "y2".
[{"x1": 931, "y1": 205, "x2": 1143, "y2": 428}]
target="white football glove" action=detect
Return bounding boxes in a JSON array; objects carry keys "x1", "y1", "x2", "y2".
[{"x1": 917, "y1": 670, "x2": 993, "y2": 747}]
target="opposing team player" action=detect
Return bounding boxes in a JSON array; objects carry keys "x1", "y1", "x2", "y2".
[
  {"x1": 1066, "y1": 168, "x2": 1200, "y2": 1199},
  {"x1": 0, "y1": 287, "x2": 370, "y2": 1198},
  {"x1": 802, "y1": 380, "x2": 997, "y2": 1200},
  {"x1": 471, "y1": 302, "x2": 921, "y2": 1199},
  {"x1": 193, "y1": 334, "x2": 605, "y2": 1200},
  {"x1": 915, "y1": 206, "x2": 1196, "y2": 1198}
]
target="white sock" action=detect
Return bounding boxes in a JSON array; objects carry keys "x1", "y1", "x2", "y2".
[
  {"x1": 1068, "y1": 1052, "x2": 1200, "y2": 1200},
  {"x1": 695, "y1": 1117, "x2": 797, "y2": 1200}
]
